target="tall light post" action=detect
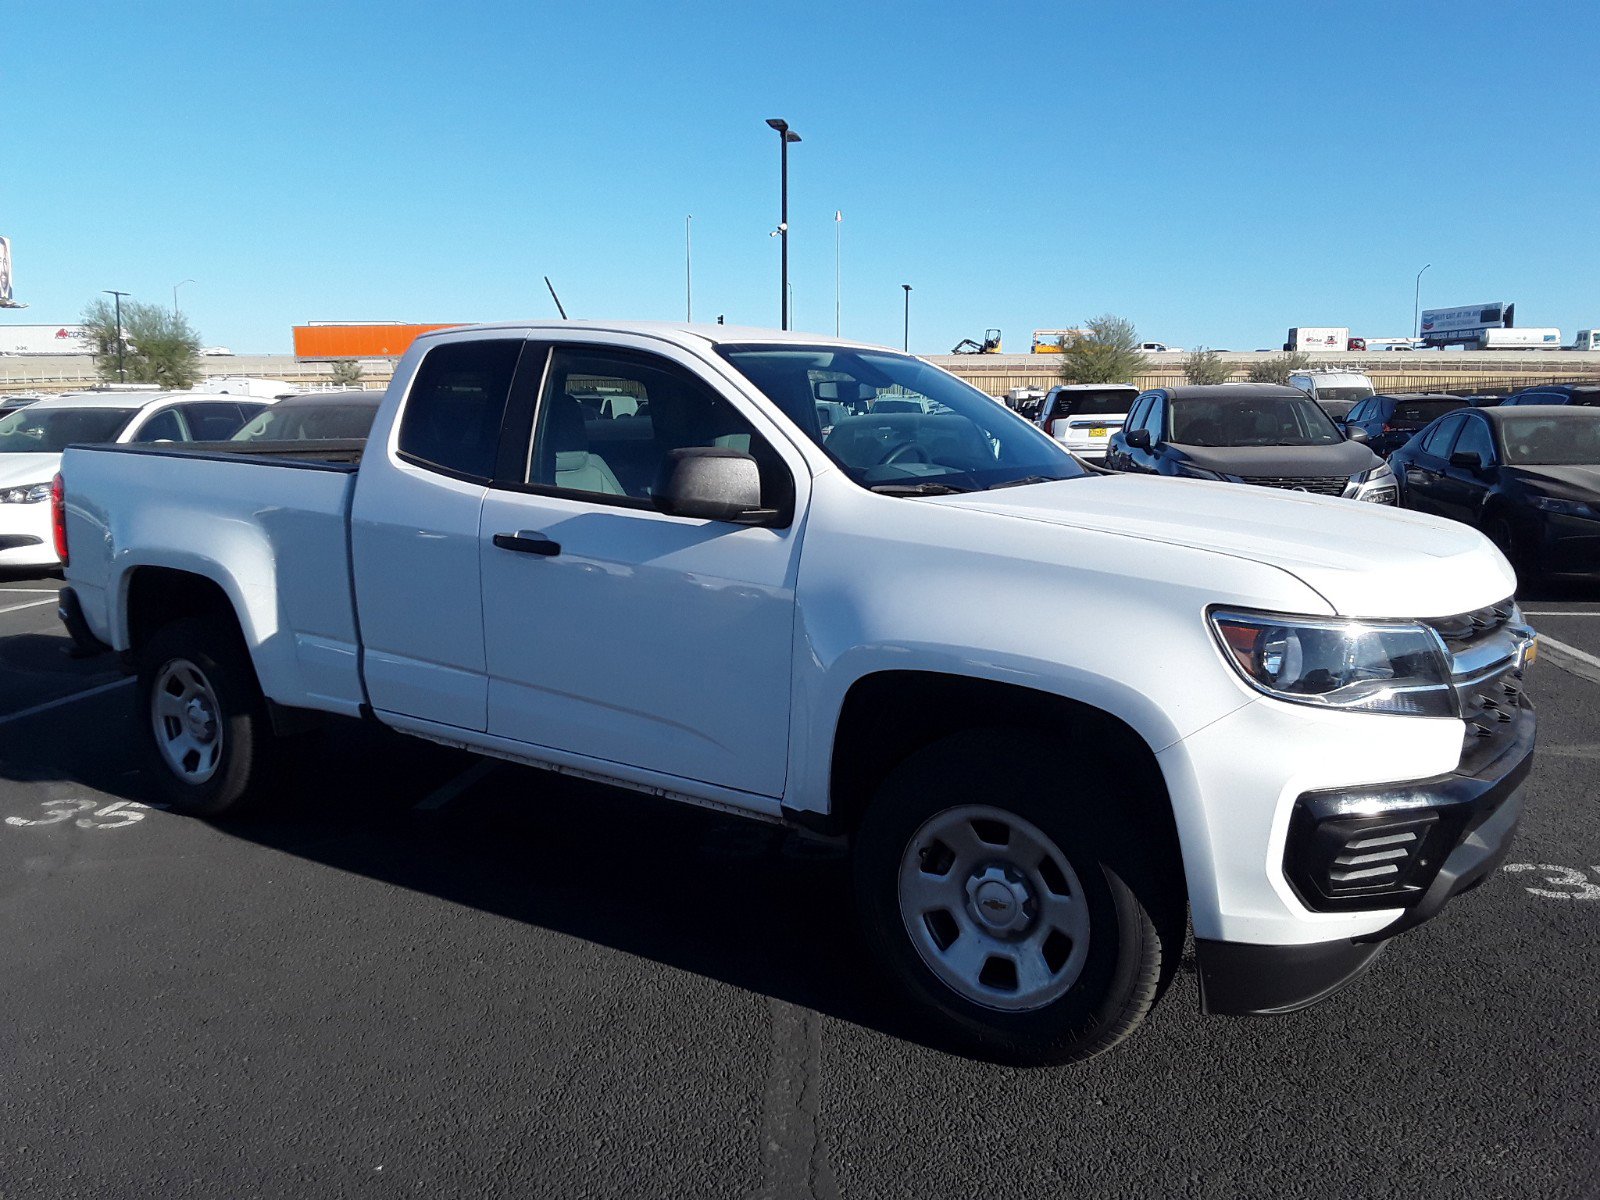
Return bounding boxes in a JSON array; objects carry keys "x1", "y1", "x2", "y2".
[
  {"x1": 901, "y1": 284, "x2": 912, "y2": 352},
  {"x1": 765, "y1": 118, "x2": 801, "y2": 330},
  {"x1": 173, "y1": 278, "x2": 195, "y2": 319},
  {"x1": 834, "y1": 210, "x2": 842, "y2": 337},
  {"x1": 103, "y1": 289, "x2": 130, "y2": 382},
  {"x1": 685, "y1": 216, "x2": 692, "y2": 322},
  {"x1": 1413, "y1": 263, "x2": 1431, "y2": 342}
]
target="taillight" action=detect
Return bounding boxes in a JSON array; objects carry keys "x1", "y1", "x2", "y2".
[
  {"x1": 50, "y1": 473, "x2": 68, "y2": 566},
  {"x1": 1381, "y1": 423, "x2": 1397, "y2": 434}
]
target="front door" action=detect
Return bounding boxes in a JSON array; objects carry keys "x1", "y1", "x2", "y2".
[{"x1": 478, "y1": 341, "x2": 804, "y2": 798}]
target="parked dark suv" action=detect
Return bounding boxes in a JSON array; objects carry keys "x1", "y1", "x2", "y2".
[
  {"x1": 1499, "y1": 384, "x2": 1600, "y2": 408},
  {"x1": 1103, "y1": 384, "x2": 1396, "y2": 502},
  {"x1": 1340, "y1": 394, "x2": 1468, "y2": 458}
]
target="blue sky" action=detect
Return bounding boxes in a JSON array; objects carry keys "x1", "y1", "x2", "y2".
[{"x1": 3, "y1": 0, "x2": 1596, "y2": 354}]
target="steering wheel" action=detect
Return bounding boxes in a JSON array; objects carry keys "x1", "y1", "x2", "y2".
[{"x1": 880, "y1": 440, "x2": 931, "y2": 466}]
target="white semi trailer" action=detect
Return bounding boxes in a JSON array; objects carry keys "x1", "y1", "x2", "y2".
[{"x1": 0, "y1": 324, "x2": 92, "y2": 355}]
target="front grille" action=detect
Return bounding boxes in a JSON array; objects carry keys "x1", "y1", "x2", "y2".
[
  {"x1": 1425, "y1": 598, "x2": 1517, "y2": 648},
  {"x1": 1239, "y1": 474, "x2": 1349, "y2": 496},
  {"x1": 1457, "y1": 665, "x2": 1529, "y2": 775}
]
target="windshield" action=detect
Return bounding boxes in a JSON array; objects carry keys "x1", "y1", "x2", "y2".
[
  {"x1": 232, "y1": 403, "x2": 378, "y2": 442},
  {"x1": 718, "y1": 345, "x2": 1085, "y2": 493},
  {"x1": 1501, "y1": 415, "x2": 1600, "y2": 466},
  {"x1": 1058, "y1": 389, "x2": 1137, "y2": 416},
  {"x1": 1170, "y1": 394, "x2": 1344, "y2": 447},
  {"x1": 0, "y1": 406, "x2": 137, "y2": 453}
]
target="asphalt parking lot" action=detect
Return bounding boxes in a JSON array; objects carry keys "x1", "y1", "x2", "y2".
[{"x1": 1, "y1": 571, "x2": 1597, "y2": 1199}]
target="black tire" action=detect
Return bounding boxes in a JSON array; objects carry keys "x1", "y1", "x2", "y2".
[
  {"x1": 853, "y1": 730, "x2": 1183, "y2": 1066},
  {"x1": 136, "y1": 615, "x2": 276, "y2": 817},
  {"x1": 1485, "y1": 512, "x2": 1539, "y2": 587}
]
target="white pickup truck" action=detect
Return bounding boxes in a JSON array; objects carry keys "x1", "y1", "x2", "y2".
[{"x1": 55, "y1": 321, "x2": 1538, "y2": 1064}]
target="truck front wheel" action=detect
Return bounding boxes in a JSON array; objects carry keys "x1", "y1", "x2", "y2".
[
  {"x1": 853, "y1": 730, "x2": 1181, "y2": 1065},
  {"x1": 136, "y1": 616, "x2": 276, "y2": 817}
]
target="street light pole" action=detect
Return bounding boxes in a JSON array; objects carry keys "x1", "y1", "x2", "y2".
[
  {"x1": 1413, "y1": 263, "x2": 1431, "y2": 342},
  {"x1": 173, "y1": 278, "x2": 195, "y2": 319},
  {"x1": 103, "y1": 289, "x2": 130, "y2": 383},
  {"x1": 834, "y1": 210, "x2": 842, "y2": 337},
  {"x1": 766, "y1": 118, "x2": 801, "y2": 331},
  {"x1": 685, "y1": 216, "x2": 692, "y2": 322},
  {"x1": 902, "y1": 284, "x2": 912, "y2": 352}
]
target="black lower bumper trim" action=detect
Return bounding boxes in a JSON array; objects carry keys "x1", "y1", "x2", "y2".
[
  {"x1": 56, "y1": 587, "x2": 112, "y2": 658},
  {"x1": 1195, "y1": 936, "x2": 1388, "y2": 1016}
]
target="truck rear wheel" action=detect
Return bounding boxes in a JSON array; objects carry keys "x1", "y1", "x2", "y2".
[
  {"x1": 853, "y1": 730, "x2": 1181, "y2": 1065},
  {"x1": 137, "y1": 616, "x2": 276, "y2": 817}
]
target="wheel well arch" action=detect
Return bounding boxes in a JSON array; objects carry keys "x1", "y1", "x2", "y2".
[
  {"x1": 123, "y1": 567, "x2": 240, "y2": 655},
  {"x1": 826, "y1": 671, "x2": 1181, "y2": 876}
]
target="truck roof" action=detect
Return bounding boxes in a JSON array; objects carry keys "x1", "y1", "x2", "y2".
[{"x1": 412, "y1": 320, "x2": 876, "y2": 353}]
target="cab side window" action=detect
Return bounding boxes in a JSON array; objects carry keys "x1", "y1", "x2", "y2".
[
  {"x1": 398, "y1": 339, "x2": 523, "y2": 481},
  {"x1": 526, "y1": 347, "x2": 793, "y2": 516}
]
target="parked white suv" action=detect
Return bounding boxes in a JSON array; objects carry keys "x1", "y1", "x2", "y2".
[
  {"x1": 0, "y1": 391, "x2": 267, "y2": 568},
  {"x1": 1036, "y1": 384, "x2": 1140, "y2": 462}
]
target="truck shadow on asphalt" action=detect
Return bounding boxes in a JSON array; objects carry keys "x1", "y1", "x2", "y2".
[{"x1": 0, "y1": 687, "x2": 937, "y2": 1054}]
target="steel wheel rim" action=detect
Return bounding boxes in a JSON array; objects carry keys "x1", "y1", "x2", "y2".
[
  {"x1": 150, "y1": 658, "x2": 224, "y2": 784},
  {"x1": 897, "y1": 804, "x2": 1091, "y2": 1012}
]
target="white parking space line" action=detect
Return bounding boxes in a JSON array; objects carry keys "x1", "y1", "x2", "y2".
[
  {"x1": 413, "y1": 758, "x2": 501, "y2": 811},
  {"x1": 1524, "y1": 611, "x2": 1600, "y2": 617},
  {"x1": 0, "y1": 598, "x2": 58, "y2": 616},
  {"x1": 1540, "y1": 634, "x2": 1600, "y2": 670},
  {"x1": 0, "y1": 587, "x2": 61, "y2": 593},
  {"x1": 0, "y1": 678, "x2": 133, "y2": 727}
]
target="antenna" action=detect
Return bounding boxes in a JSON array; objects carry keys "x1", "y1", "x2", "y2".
[{"x1": 544, "y1": 276, "x2": 568, "y2": 320}]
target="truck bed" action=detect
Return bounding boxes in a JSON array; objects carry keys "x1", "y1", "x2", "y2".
[{"x1": 60, "y1": 440, "x2": 368, "y2": 717}]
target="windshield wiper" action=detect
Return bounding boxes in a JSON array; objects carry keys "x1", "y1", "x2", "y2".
[
  {"x1": 987, "y1": 475, "x2": 1062, "y2": 491},
  {"x1": 867, "y1": 481, "x2": 971, "y2": 496}
]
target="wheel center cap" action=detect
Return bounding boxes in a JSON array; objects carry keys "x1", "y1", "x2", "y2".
[
  {"x1": 183, "y1": 698, "x2": 216, "y2": 741},
  {"x1": 965, "y1": 865, "x2": 1035, "y2": 936}
]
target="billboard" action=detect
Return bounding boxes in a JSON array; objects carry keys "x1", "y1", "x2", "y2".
[
  {"x1": 0, "y1": 236, "x2": 22, "y2": 309},
  {"x1": 0, "y1": 324, "x2": 93, "y2": 355},
  {"x1": 1419, "y1": 302, "x2": 1513, "y2": 344}
]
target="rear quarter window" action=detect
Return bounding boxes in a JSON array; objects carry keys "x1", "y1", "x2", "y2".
[{"x1": 397, "y1": 339, "x2": 523, "y2": 481}]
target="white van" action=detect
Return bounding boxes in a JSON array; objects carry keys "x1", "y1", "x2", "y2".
[{"x1": 1287, "y1": 369, "x2": 1376, "y2": 420}]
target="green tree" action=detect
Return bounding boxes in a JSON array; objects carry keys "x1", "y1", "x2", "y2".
[
  {"x1": 82, "y1": 297, "x2": 202, "y2": 389},
  {"x1": 329, "y1": 359, "x2": 364, "y2": 386},
  {"x1": 1181, "y1": 348, "x2": 1233, "y2": 385},
  {"x1": 1056, "y1": 314, "x2": 1149, "y2": 384},
  {"x1": 1244, "y1": 351, "x2": 1310, "y2": 385}
]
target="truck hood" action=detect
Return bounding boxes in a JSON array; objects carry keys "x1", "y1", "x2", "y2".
[
  {"x1": 0, "y1": 453, "x2": 63, "y2": 488},
  {"x1": 938, "y1": 474, "x2": 1514, "y2": 618}
]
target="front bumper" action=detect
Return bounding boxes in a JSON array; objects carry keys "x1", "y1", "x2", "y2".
[
  {"x1": 1196, "y1": 684, "x2": 1533, "y2": 1016},
  {"x1": 0, "y1": 501, "x2": 56, "y2": 568}
]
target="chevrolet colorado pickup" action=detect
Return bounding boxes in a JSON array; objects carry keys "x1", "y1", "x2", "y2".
[{"x1": 55, "y1": 321, "x2": 1537, "y2": 1063}]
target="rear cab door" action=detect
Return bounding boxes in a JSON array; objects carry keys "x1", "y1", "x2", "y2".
[{"x1": 350, "y1": 331, "x2": 533, "y2": 730}]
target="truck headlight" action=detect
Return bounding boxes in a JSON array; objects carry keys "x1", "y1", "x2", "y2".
[
  {"x1": 1210, "y1": 609, "x2": 1456, "y2": 717},
  {"x1": 0, "y1": 482, "x2": 52, "y2": 504}
]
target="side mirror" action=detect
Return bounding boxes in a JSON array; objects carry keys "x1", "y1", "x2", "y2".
[
  {"x1": 1450, "y1": 450, "x2": 1484, "y2": 470},
  {"x1": 654, "y1": 447, "x2": 773, "y2": 523},
  {"x1": 1125, "y1": 428, "x2": 1153, "y2": 450},
  {"x1": 1345, "y1": 426, "x2": 1370, "y2": 443}
]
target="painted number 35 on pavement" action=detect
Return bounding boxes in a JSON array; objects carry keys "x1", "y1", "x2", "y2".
[{"x1": 5, "y1": 799, "x2": 154, "y2": 829}]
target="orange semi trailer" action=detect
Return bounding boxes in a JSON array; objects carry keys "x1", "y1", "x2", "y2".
[{"x1": 292, "y1": 322, "x2": 464, "y2": 359}]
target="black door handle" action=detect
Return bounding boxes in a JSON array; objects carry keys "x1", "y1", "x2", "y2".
[{"x1": 494, "y1": 530, "x2": 561, "y2": 557}]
